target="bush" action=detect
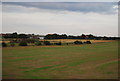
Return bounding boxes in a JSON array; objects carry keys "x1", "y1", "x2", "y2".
[
  {"x1": 19, "y1": 41, "x2": 28, "y2": 46},
  {"x1": 74, "y1": 41, "x2": 83, "y2": 45},
  {"x1": 35, "y1": 41, "x2": 42, "y2": 46},
  {"x1": 26, "y1": 39, "x2": 37, "y2": 43},
  {"x1": 84, "y1": 41, "x2": 91, "y2": 44},
  {"x1": 10, "y1": 43, "x2": 15, "y2": 47},
  {"x1": 66, "y1": 43, "x2": 69, "y2": 45},
  {"x1": 11, "y1": 39, "x2": 18, "y2": 43},
  {"x1": 43, "y1": 41, "x2": 51, "y2": 45},
  {"x1": 2, "y1": 42, "x2": 7, "y2": 47},
  {"x1": 54, "y1": 42, "x2": 62, "y2": 45}
]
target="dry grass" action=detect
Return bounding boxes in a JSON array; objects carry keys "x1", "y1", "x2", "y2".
[
  {"x1": 0, "y1": 41, "x2": 10, "y2": 43},
  {"x1": 0, "y1": 39, "x2": 116, "y2": 43},
  {"x1": 40, "y1": 39, "x2": 116, "y2": 43}
]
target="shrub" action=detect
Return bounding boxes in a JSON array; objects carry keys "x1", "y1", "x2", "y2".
[
  {"x1": 54, "y1": 42, "x2": 62, "y2": 45},
  {"x1": 2, "y1": 42, "x2": 7, "y2": 47},
  {"x1": 66, "y1": 43, "x2": 69, "y2": 45},
  {"x1": 26, "y1": 39, "x2": 37, "y2": 43},
  {"x1": 10, "y1": 43, "x2": 15, "y2": 47},
  {"x1": 35, "y1": 41, "x2": 42, "y2": 46},
  {"x1": 74, "y1": 41, "x2": 83, "y2": 45},
  {"x1": 84, "y1": 41, "x2": 91, "y2": 44},
  {"x1": 11, "y1": 39, "x2": 18, "y2": 43},
  {"x1": 19, "y1": 41, "x2": 28, "y2": 46},
  {"x1": 43, "y1": 41, "x2": 51, "y2": 45}
]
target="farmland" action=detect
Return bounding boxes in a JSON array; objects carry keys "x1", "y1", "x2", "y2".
[
  {"x1": 1, "y1": 39, "x2": 116, "y2": 43},
  {"x1": 2, "y1": 40, "x2": 119, "y2": 79},
  {"x1": 1, "y1": 39, "x2": 116, "y2": 46}
]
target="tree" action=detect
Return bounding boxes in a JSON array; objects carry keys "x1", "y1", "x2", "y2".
[
  {"x1": 61, "y1": 34, "x2": 67, "y2": 39},
  {"x1": 80, "y1": 34, "x2": 86, "y2": 39},
  {"x1": 18, "y1": 34, "x2": 28, "y2": 39},
  {"x1": 12, "y1": 32, "x2": 18, "y2": 38},
  {"x1": 87, "y1": 34, "x2": 95, "y2": 39}
]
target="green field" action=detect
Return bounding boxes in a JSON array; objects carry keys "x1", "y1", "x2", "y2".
[{"x1": 2, "y1": 41, "x2": 119, "y2": 79}]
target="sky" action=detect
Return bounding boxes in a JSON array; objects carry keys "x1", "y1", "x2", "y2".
[
  {"x1": 1, "y1": 0, "x2": 120, "y2": 2},
  {"x1": 2, "y1": 2, "x2": 119, "y2": 36}
]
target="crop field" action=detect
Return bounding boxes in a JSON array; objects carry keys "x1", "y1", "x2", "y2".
[{"x1": 2, "y1": 41, "x2": 119, "y2": 79}]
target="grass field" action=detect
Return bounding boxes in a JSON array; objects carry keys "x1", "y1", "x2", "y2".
[{"x1": 2, "y1": 41, "x2": 119, "y2": 79}]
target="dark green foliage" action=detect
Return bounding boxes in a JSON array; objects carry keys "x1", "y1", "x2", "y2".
[
  {"x1": 43, "y1": 41, "x2": 51, "y2": 45},
  {"x1": 10, "y1": 43, "x2": 15, "y2": 47},
  {"x1": 2, "y1": 42, "x2": 7, "y2": 47},
  {"x1": 18, "y1": 34, "x2": 29, "y2": 38},
  {"x1": 3, "y1": 32, "x2": 28, "y2": 39},
  {"x1": 84, "y1": 41, "x2": 91, "y2": 44},
  {"x1": 11, "y1": 32, "x2": 18, "y2": 38},
  {"x1": 74, "y1": 41, "x2": 83, "y2": 45},
  {"x1": 54, "y1": 42, "x2": 62, "y2": 45},
  {"x1": 44, "y1": 34, "x2": 67, "y2": 39},
  {"x1": 26, "y1": 39, "x2": 37, "y2": 43},
  {"x1": 10, "y1": 39, "x2": 37, "y2": 43},
  {"x1": 35, "y1": 41, "x2": 42, "y2": 46},
  {"x1": 19, "y1": 41, "x2": 28, "y2": 46},
  {"x1": 2, "y1": 32, "x2": 120, "y2": 40},
  {"x1": 11, "y1": 39, "x2": 18, "y2": 43},
  {"x1": 66, "y1": 43, "x2": 69, "y2": 45}
]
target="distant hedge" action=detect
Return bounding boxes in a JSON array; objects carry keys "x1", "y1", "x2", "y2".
[
  {"x1": 10, "y1": 43, "x2": 15, "y2": 47},
  {"x1": 19, "y1": 41, "x2": 28, "y2": 46},
  {"x1": 74, "y1": 41, "x2": 83, "y2": 45},
  {"x1": 84, "y1": 41, "x2": 91, "y2": 44},
  {"x1": 43, "y1": 41, "x2": 51, "y2": 45},
  {"x1": 54, "y1": 42, "x2": 62, "y2": 45},
  {"x1": 2, "y1": 42, "x2": 7, "y2": 47},
  {"x1": 35, "y1": 41, "x2": 42, "y2": 46}
]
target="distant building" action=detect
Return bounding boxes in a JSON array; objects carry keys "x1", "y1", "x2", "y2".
[
  {"x1": 39, "y1": 37, "x2": 44, "y2": 39},
  {"x1": 39, "y1": 35, "x2": 45, "y2": 39},
  {"x1": 29, "y1": 34, "x2": 45, "y2": 39}
]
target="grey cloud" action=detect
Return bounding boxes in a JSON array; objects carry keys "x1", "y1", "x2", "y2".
[
  {"x1": 2, "y1": 0, "x2": 120, "y2": 2},
  {"x1": 2, "y1": 2, "x2": 118, "y2": 36},
  {"x1": 2, "y1": 2, "x2": 118, "y2": 14}
]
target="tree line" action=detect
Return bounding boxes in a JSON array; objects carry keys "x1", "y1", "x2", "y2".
[
  {"x1": 2, "y1": 32, "x2": 29, "y2": 39},
  {"x1": 44, "y1": 34, "x2": 119, "y2": 40},
  {"x1": 1, "y1": 32, "x2": 120, "y2": 40}
]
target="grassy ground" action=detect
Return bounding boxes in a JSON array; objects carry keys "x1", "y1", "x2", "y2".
[{"x1": 2, "y1": 41, "x2": 119, "y2": 79}]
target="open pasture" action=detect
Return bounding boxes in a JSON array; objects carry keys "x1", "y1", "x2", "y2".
[{"x1": 2, "y1": 41, "x2": 119, "y2": 79}]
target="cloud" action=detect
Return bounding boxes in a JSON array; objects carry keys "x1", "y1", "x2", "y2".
[
  {"x1": 3, "y1": 2, "x2": 118, "y2": 14},
  {"x1": 0, "y1": 2, "x2": 2, "y2": 33},
  {"x1": 2, "y1": 0, "x2": 120, "y2": 2},
  {"x1": 2, "y1": 4, "x2": 118, "y2": 36}
]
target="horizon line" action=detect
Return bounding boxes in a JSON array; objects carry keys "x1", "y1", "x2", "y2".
[{"x1": 0, "y1": 32, "x2": 119, "y2": 37}]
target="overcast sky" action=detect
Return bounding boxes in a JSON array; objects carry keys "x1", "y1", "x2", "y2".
[{"x1": 2, "y1": 2, "x2": 119, "y2": 36}]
